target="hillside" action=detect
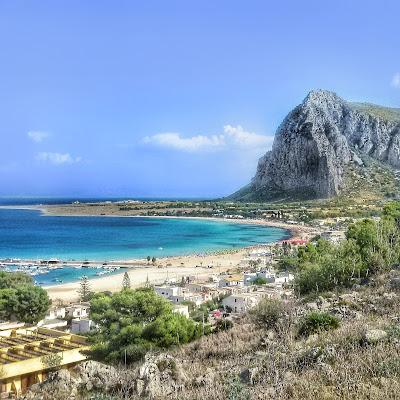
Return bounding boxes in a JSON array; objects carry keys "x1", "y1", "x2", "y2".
[
  {"x1": 230, "y1": 90, "x2": 400, "y2": 202},
  {"x1": 21, "y1": 270, "x2": 400, "y2": 400}
]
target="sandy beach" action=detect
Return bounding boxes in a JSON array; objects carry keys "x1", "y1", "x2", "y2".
[
  {"x1": 39, "y1": 215, "x2": 316, "y2": 302},
  {"x1": 1, "y1": 204, "x2": 317, "y2": 302}
]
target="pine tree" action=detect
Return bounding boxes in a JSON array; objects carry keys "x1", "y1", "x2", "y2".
[
  {"x1": 122, "y1": 271, "x2": 131, "y2": 290},
  {"x1": 78, "y1": 275, "x2": 92, "y2": 302}
]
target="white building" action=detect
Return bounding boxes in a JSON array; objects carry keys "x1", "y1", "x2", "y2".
[
  {"x1": 45, "y1": 306, "x2": 66, "y2": 320},
  {"x1": 169, "y1": 293, "x2": 203, "y2": 306},
  {"x1": 71, "y1": 318, "x2": 94, "y2": 334},
  {"x1": 218, "y1": 275, "x2": 244, "y2": 288},
  {"x1": 275, "y1": 271, "x2": 294, "y2": 285},
  {"x1": 222, "y1": 293, "x2": 264, "y2": 313},
  {"x1": 65, "y1": 303, "x2": 90, "y2": 319},
  {"x1": 173, "y1": 305, "x2": 190, "y2": 318},
  {"x1": 154, "y1": 286, "x2": 181, "y2": 299},
  {"x1": 244, "y1": 271, "x2": 275, "y2": 285}
]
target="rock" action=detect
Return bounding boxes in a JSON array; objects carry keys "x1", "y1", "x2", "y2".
[
  {"x1": 364, "y1": 329, "x2": 388, "y2": 344},
  {"x1": 390, "y1": 277, "x2": 400, "y2": 290},
  {"x1": 240, "y1": 367, "x2": 259, "y2": 385},
  {"x1": 138, "y1": 353, "x2": 187, "y2": 397},
  {"x1": 305, "y1": 333, "x2": 319, "y2": 345},
  {"x1": 305, "y1": 302, "x2": 318, "y2": 311},
  {"x1": 383, "y1": 292, "x2": 397, "y2": 300},
  {"x1": 136, "y1": 379, "x2": 145, "y2": 396},
  {"x1": 194, "y1": 369, "x2": 215, "y2": 387},
  {"x1": 230, "y1": 89, "x2": 400, "y2": 200}
]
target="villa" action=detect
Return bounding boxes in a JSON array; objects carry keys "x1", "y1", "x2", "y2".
[{"x1": 0, "y1": 326, "x2": 88, "y2": 396}]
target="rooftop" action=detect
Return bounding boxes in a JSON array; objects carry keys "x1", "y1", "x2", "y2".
[{"x1": 0, "y1": 326, "x2": 88, "y2": 379}]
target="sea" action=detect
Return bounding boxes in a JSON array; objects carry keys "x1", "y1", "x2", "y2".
[{"x1": 0, "y1": 197, "x2": 290, "y2": 285}]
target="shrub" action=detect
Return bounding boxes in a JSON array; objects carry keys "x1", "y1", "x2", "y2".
[
  {"x1": 249, "y1": 298, "x2": 287, "y2": 330},
  {"x1": 252, "y1": 277, "x2": 267, "y2": 285},
  {"x1": 297, "y1": 311, "x2": 340, "y2": 337},
  {"x1": 214, "y1": 318, "x2": 233, "y2": 332}
]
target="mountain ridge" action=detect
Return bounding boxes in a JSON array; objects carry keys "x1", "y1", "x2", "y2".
[{"x1": 230, "y1": 90, "x2": 400, "y2": 201}]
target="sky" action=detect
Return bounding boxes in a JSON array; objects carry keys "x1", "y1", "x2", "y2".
[{"x1": 0, "y1": 0, "x2": 399, "y2": 198}]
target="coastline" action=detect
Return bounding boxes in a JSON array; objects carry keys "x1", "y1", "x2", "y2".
[{"x1": 1, "y1": 204, "x2": 317, "y2": 302}]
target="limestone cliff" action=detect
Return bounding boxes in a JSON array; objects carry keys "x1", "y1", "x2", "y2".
[{"x1": 231, "y1": 90, "x2": 400, "y2": 201}]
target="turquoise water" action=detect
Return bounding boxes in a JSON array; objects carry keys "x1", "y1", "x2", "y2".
[
  {"x1": 4, "y1": 264, "x2": 124, "y2": 286},
  {"x1": 0, "y1": 208, "x2": 289, "y2": 284},
  {"x1": 0, "y1": 208, "x2": 289, "y2": 260}
]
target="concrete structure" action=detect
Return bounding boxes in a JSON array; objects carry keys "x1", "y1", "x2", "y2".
[
  {"x1": 38, "y1": 318, "x2": 68, "y2": 330},
  {"x1": 154, "y1": 286, "x2": 181, "y2": 299},
  {"x1": 169, "y1": 293, "x2": 203, "y2": 306},
  {"x1": 46, "y1": 306, "x2": 66, "y2": 320},
  {"x1": 71, "y1": 318, "x2": 94, "y2": 334},
  {"x1": 320, "y1": 230, "x2": 346, "y2": 244},
  {"x1": 222, "y1": 292, "x2": 265, "y2": 313},
  {"x1": 218, "y1": 275, "x2": 244, "y2": 288},
  {"x1": 172, "y1": 305, "x2": 190, "y2": 318},
  {"x1": 0, "y1": 326, "x2": 88, "y2": 396},
  {"x1": 65, "y1": 303, "x2": 90, "y2": 319},
  {"x1": 244, "y1": 270, "x2": 275, "y2": 286},
  {"x1": 275, "y1": 271, "x2": 294, "y2": 285}
]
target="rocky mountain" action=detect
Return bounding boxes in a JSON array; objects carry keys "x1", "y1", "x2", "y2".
[{"x1": 231, "y1": 90, "x2": 400, "y2": 201}]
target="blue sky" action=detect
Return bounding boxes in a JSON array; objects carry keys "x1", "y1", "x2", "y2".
[{"x1": 0, "y1": 0, "x2": 399, "y2": 198}]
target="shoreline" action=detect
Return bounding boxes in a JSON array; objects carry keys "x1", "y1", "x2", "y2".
[{"x1": 1, "y1": 204, "x2": 317, "y2": 302}]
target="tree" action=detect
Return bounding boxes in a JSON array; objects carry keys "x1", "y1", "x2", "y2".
[
  {"x1": 143, "y1": 312, "x2": 199, "y2": 347},
  {"x1": 11, "y1": 286, "x2": 50, "y2": 324},
  {"x1": 0, "y1": 271, "x2": 33, "y2": 289},
  {"x1": 146, "y1": 256, "x2": 151, "y2": 264},
  {"x1": 151, "y1": 256, "x2": 156, "y2": 265},
  {"x1": 78, "y1": 276, "x2": 92, "y2": 302},
  {"x1": 0, "y1": 272, "x2": 50, "y2": 324},
  {"x1": 89, "y1": 288, "x2": 200, "y2": 364},
  {"x1": 122, "y1": 272, "x2": 131, "y2": 290}
]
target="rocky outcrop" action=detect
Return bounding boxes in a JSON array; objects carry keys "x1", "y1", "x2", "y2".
[
  {"x1": 231, "y1": 90, "x2": 400, "y2": 200},
  {"x1": 21, "y1": 355, "x2": 187, "y2": 400}
]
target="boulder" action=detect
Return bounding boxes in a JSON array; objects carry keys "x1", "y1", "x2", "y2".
[
  {"x1": 240, "y1": 367, "x2": 259, "y2": 385},
  {"x1": 364, "y1": 329, "x2": 388, "y2": 344}
]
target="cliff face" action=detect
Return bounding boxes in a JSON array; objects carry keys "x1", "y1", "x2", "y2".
[{"x1": 232, "y1": 90, "x2": 400, "y2": 200}]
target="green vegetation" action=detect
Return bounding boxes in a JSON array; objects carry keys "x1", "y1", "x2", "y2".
[
  {"x1": 286, "y1": 201, "x2": 400, "y2": 295},
  {"x1": 0, "y1": 271, "x2": 50, "y2": 323},
  {"x1": 297, "y1": 311, "x2": 340, "y2": 337},
  {"x1": 252, "y1": 277, "x2": 267, "y2": 285},
  {"x1": 349, "y1": 102, "x2": 400, "y2": 123},
  {"x1": 122, "y1": 271, "x2": 131, "y2": 290},
  {"x1": 78, "y1": 275, "x2": 92, "y2": 302},
  {"x1": 249, "y1": 298, "x2": 288, "y2": 331},
  {"x1": 41, "y1": 353, "x2": 63, "y2": 371},
  {"x1": 88, "y1": 288, "x2": 202, "y2": 364}
]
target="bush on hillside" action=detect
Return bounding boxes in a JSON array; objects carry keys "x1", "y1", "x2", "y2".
[
  {"x1": 249, "y1": 298, "x2": 289, "y2": 331},
  {"x1": 297, "y1": 311, "x2": 340, "y2": 337}
]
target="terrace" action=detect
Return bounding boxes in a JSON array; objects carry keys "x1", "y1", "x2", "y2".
[{"x1": 0, "y1": 326, "x2": 88, "y2": 395}]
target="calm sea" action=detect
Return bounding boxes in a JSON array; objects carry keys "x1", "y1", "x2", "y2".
[{"x1": 0, "y1": 198, "x2": 290, "y2": 284}]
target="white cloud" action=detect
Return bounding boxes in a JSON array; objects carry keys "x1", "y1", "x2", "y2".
[
  {"x1": 36, "y1": 152, "x2": 82, "y2": 165},
  {"x1": 28, "y1": 131, "x2": 49, "y2": 142},
  {"x1": 142, "y1": 125, "x2": 272, "y2": 152},
  {"x1": 222, "y1": 125, "x2": 271, "y2": 148},
  {"x1": 143, "y1": 132, "x2": 225, "y2": 152},
  {"x1": 391, "y1": 73, "x2": 400, "y2": 89}
]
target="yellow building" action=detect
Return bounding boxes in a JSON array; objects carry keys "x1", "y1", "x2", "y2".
[{"x1": 0, "y1": 326, "x2": 89, "y2": 396}]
